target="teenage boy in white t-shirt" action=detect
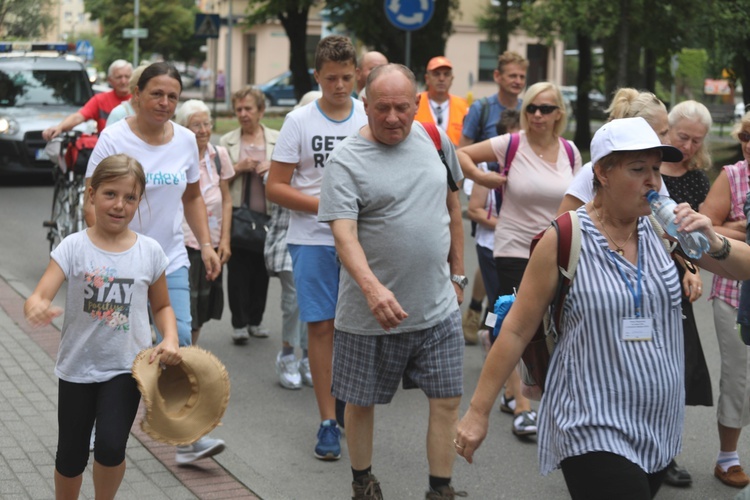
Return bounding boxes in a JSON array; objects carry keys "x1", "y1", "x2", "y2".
[{"x1": 267, "y1": 35, "x2": 367, "y2": 462}]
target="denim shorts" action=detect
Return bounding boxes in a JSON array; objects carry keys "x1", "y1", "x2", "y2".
[
  {"x1": 288, "y1": 244, "x2": 339, "y2": 323},
  {"x1": 331, "y1": 308, "x2": 464, "y2": 406}
]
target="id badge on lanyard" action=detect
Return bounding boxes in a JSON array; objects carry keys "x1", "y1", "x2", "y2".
[{"x1": 609, "y1": 248, "x2": 653, "y2": 342}]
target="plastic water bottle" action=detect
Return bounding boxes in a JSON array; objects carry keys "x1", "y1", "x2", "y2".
[{"x1": 647, "y1": 190, "x2": 710, "y2": 259}]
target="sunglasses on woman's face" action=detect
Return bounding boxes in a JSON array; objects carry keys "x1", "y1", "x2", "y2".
[
  {"x1": 739, "y1": 131, "x2": 750, "y2": 143},
  {"x1": 525, "y1": 104, "x2": 559, "y2": 115}
]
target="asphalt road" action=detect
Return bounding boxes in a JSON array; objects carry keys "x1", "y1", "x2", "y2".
[{"x1": 1, "y1": 182, "x2": 747, "y2": 500}]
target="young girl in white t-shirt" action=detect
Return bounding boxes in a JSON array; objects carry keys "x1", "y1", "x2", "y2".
[{"x1": 24, "y1": 154, "x2": 181, "y2": 499}]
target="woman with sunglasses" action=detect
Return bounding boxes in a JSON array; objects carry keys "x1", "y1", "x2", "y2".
[
  {"x1": 700, "y1": 110, "x2": 750, "y2": 489},
  {"x1": 456, "y1": 81, "x2": 582, "y2": 437}
]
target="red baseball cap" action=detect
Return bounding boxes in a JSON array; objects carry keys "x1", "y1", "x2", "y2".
[{"x1": 426, "y1": 56, "x2": 453, "y2": 71}]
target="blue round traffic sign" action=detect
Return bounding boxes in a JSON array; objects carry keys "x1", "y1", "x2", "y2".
[{"x1": 384, "y1": 0, "x2": 435, "y2": 31}]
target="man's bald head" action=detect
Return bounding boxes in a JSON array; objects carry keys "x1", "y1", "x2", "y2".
[{"x1": 356, "y1": 51, "x2": 388, "y2": 93}]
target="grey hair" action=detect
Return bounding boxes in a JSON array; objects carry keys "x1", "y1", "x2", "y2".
[
  {"x1": 108, "y1": 59, "x2": 133, "y2": 77},
  {"x1": 669, "y1": 100, "x2": 712, "y2": 170},
  {"x1": 175, "y1": 99, "x2": 211, "y2": 127}
]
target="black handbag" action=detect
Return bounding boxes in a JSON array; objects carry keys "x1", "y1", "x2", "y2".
[{"x1": 230, "y1": 162, "x2": 270, "y2": 253}]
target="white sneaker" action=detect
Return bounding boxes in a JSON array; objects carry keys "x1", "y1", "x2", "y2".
[
  {"x1": 276, "y1": 351, "x2": 302, "y2": 389},
  {"x1": 299, "y1": 357, "x2": 313, "y2": 387},
  {"x1": 248, "y1": 324, "x2": 270, "y2": 338},
  {"x1": 175, "y1": 435, "x2": 226, "y2": 465},
  {"x1": 232, "y1": 327, "x2": 249, "y2": 344}
]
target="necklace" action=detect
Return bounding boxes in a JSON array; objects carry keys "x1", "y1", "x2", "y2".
[{"x1": 592, "y1": 204, "x2": 635, "y2": 256}]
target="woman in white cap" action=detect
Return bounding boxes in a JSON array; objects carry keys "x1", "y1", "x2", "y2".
[
  {"x1": 559, "y1": 91, "x2": 711, "y2": 487},
  {"x1": 454, "y1": 117, "x2": 750, "y2": 498}
]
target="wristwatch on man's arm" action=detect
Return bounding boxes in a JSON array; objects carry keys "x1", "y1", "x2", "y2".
[{"x1": 450, "y1": 274, "x2": 468, "y2": 290}]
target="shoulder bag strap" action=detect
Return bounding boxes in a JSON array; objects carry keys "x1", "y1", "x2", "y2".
[
  {"x1": 559, "y1": 138, "x2": 575, "y2": 170},
  {"x1": 421, "y1": 122, "x2": 459, "y2": 192},
  {"x1": 502, "y1": 132, "x2": 520, "y2": 177}
]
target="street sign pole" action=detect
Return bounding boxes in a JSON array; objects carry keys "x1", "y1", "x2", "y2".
[{"x1": 133, "y1": 0, "x2": 140, "y2": 66}]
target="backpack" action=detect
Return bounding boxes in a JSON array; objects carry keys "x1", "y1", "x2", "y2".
[
  {"x1": 64, "y1": 133, "x2": 98, "y2": 176},
  {"x1": 422, "y1": 122, "x2": 459, "y2": 192},
  {"x1": 518, "y1": 210, "x2": 581, "y2": 400}
]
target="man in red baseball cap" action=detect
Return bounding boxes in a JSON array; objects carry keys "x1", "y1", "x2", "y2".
[{"x1": 415, "y1": 56, "x2": 468, "y2": 146}]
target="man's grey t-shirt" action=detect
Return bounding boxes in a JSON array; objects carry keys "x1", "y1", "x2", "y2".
[{"x1": 318, "y1": 124, "x2": 463, "y2": 335}]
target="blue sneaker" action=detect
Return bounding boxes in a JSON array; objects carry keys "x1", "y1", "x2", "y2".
[{"x1": 314, "y1": 419, "x2": 341, "y2": 460}]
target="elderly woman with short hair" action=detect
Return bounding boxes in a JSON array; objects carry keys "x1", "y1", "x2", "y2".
[
  {"x1": 220, "y1": 87, "x2": 277, "y2": 343},
  {"x1": 175, "y1": 99, "x2": 235, "y2": 345}
]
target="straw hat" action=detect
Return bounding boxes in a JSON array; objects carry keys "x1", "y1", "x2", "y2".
[{"x1": 132, "y1": 346, "x2": 230, "y2": 445}]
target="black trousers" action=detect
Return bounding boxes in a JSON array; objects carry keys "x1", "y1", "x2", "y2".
[
  {"x1": 561, "y1": 451, "x2": 668, "y2": 500},
  {"x1": 495, "y1": 257, "x2": 529, "y2": 297},
  {"x1": 56, "y1": 374, "x2": 141, "y2": 477},
  {"x1": 227, "y1": 246, "x2": 270, "y2": 328}
]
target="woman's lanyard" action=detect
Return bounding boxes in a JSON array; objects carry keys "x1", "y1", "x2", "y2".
[
  {"x1": 609, "y1": 250, "x2": 643, "y2": 317},
  {"x1": 608, "y1": 243, "x2": 654, "y2": 341}
]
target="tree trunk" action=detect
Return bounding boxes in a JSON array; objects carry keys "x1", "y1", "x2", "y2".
[
  {"x1": 574, "y1": 33, "x2": 592, "y2": 150},
  {"x1": 498, "y1": 0, "x2": 509, "y2": 53},
  {"x1": 278, "y1": 6, "x2": 312, "y2": 101},
  {"x1": 643, "y1": 48, "x2": 656, "y2": 92},
  {"x1": 616, "y1": 0, "x2": 629, "y2": 88}
]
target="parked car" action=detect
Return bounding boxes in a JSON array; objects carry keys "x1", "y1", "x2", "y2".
[
  {"x1": 0, "y1": 43, "x2": 95, "y2": 177},
  {"x1": 257, "y1": 69, "x2": 318, "y2": 108},
  {"x1": 560, "y1": 85, "x2": 608, "y2": 120}
]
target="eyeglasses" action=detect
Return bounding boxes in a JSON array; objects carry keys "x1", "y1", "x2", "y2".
[
  {"x1": 188, "y1": 121, "x2": 212, "y2": 132},
  {"x1": 525, "y1": 104, "x2": 559, "y2": 115},
  {"x1": 739, "y1": 131, "x2": 750, "y2": 143}
]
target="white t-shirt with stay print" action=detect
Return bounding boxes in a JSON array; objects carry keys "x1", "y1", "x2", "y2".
[{"x1": 51, "y1": 230, "x2": 168, "y2": 383}]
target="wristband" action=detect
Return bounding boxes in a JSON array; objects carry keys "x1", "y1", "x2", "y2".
[
  {"x1": 201, "y1": 243, "x2": 212, "y2": 248},
  {"x1": 707, "y1": 236, "x2": 731, "y2": 261}
]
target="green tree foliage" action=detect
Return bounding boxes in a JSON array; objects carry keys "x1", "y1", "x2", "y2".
[
  {"x1": 0, "y1": 0, "x2": 53, "y2": 38},
  {"x1": 701, "y1": 0, "x2": 750, "y2": 106},
  {"x1": 326, "y1": 0, "x2": 460, "y2": 76},
  {"x1": 84, "y1": 0, "x2": 204, "y2": 64},
  {"x1": 673, "y1": 48, "x2": 708, "y2": 102},
  {"x1": 244, "y1": 0, "x2": 316, "y2": 100},
  {"x1": 520, "y1": 0, "x2": 617, "y2": 147}
]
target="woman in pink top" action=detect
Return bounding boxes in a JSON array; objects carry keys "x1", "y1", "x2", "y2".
[
  {"x1": 456, "y1": 81, "x2": 582, "y2": 437},
  {"x1": 700, "y1": 112, "x2": 750, "y2": 489},
  {"x1": 175, "y1": 99, "x2": 235, "y2": 345}
]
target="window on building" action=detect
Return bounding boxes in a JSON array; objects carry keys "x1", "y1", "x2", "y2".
[
  {"x1": 64, "y1": 11, "x2": 72, "y2": 21},
  {"x1": 478, "y1": 41, "x2": 500, "y2": 82}
]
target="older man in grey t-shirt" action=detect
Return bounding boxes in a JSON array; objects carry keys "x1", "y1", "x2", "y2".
[{"x1": 318, "y1": 64, "x2": 466, "y2": 499}]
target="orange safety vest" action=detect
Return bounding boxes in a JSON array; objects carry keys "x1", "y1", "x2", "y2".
[{"x1": 415, "y1": 92, "x2": 468, "y2": 146}]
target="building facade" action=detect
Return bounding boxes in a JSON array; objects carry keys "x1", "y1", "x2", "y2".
[
  {"x1": 45, "y1": 0, "x2": 100, "y2": 43},
  {"x1": 206, "y1": 0, "x2": 564, "y2": 104}
]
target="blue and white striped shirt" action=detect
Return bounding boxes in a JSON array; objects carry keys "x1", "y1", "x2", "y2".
[{"x1": 538, "y1": 207, "x2": 684, "y2": 475}]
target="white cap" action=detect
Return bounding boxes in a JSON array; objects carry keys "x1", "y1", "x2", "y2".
[{"x1": 590, "y1": 116, "x2": 683, "y2": 166}]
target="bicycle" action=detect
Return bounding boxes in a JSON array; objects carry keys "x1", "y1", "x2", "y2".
[{"x1": 43, "y1": 131, "x2": 96, "y2": 251}]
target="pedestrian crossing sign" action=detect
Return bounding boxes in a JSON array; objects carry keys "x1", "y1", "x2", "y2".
[{"x1": 195, "y1": 14, "x2": 220, "y2": 39}]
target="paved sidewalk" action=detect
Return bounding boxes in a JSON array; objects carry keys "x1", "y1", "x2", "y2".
[{"x1": 0, "y1": 276, "x2": 260, "y2": 500}]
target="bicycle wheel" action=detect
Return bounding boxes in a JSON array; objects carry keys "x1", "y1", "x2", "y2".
[
  {"x1": 45, "y1": 171, "x2": 66, "y2": 251},
  {"x1": 52, "y1": 174, "x2": 75, "y2": 250},
  {"x1": 71, "y1": 175, "x2": 86, "y2": 234}
]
